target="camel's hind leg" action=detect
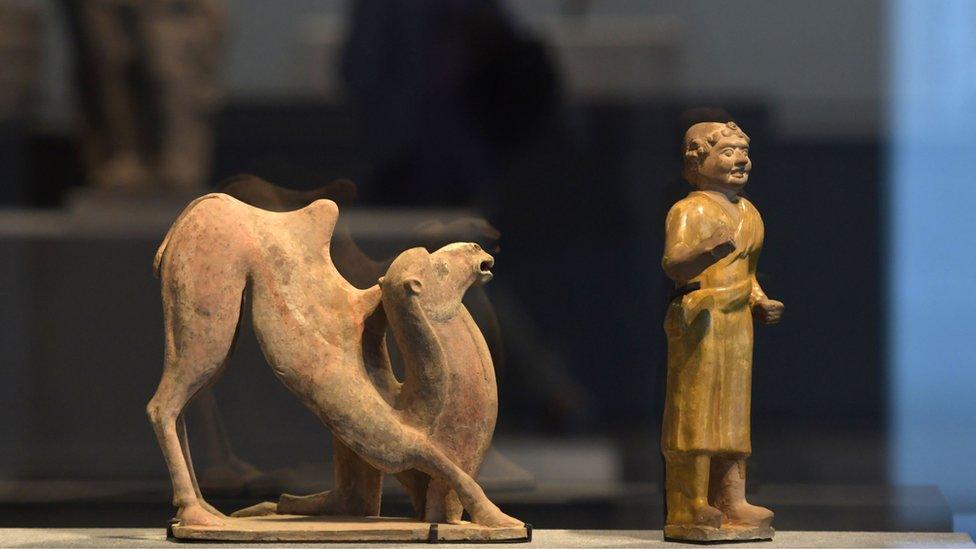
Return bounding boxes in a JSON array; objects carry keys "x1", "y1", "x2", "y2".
[
  {"x1": 147, "y1": 284, "x2": 246, "y2": 527},
  {"x1": 411, "y1": 443, "x2": 522, "y2": 528}
]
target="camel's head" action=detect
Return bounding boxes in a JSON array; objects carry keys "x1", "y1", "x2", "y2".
[{"x1": 380, "y1": 243, "x2": 494, "y2": 321}]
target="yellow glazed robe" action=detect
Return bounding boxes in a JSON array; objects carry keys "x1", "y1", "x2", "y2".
[{"x1": 662, "y1": 191, "x2": 766, "y2": 455}]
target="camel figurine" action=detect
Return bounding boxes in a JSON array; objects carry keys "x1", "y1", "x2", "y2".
[{"x1": 146, "y1": 192, "x2": 521, "y2": 530}]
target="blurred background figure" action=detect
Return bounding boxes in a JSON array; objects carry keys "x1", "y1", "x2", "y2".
[
  {"x1": 0, "y1": 2, "x2": 42, "y2": 204},
  {"x1": 339, "y1": 0, "x2": 592, "y2": 434},
  {"x1": 340, "y1": 0, "x2": 557, "y2": 207},
  {"x1": 61, "y1": 0, "x2": 225, "y2": 191}
]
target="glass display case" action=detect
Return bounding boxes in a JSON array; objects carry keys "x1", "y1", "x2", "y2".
[{"x1": 0, "y1": 0, "x2": 973, "y2": 546}]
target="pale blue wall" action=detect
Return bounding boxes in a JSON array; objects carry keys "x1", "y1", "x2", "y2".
[{"x1": 890, "y1": 0, "x2": 976, "y2": 534}]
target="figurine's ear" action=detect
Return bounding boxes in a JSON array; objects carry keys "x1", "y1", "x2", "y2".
[
  {"x1": 684, "y1": 138, "x2": 706, "y2": 167},
  {"x1": 403, "y1": 278, "x2": 423, "y2": 295}
]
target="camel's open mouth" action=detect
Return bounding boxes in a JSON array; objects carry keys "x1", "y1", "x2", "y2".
[{"x1": 478, "y1": 258, "x2": 494, "y2": 282}]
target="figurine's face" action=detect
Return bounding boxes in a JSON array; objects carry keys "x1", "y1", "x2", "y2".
[
  {"x1": 698, "y1": 134, "x2": 751, "y2": 189},
  {"x1": 683, "y1": 122, "x2": 752, "y2": 193}
]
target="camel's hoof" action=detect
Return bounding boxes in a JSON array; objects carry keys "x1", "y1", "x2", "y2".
[
  {"x1": 472, "y1": 504, "x2": 523, "y2": 528},
  {"x1": 178, "y1": 504, "x2": 225, "y2": 527}
]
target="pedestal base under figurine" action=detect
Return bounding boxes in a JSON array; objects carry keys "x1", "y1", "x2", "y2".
[
  {"x1": 168, "y1": 515, "x2": 531, "y2": 543},
  {"x1": 664, "y1": 524, "x2": 774, "y2": 542}
]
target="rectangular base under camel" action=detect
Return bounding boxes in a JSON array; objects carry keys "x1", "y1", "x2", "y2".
[{"x1": 168, "y1": 515, "x2": 531, "y2": 543}]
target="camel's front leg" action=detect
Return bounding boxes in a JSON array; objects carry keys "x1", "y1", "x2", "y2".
[
  {"x1": 395, "y1": 469, "x2": 430, "y2": 520},
  {"x1": 424, "y1": 479, "x2": 463, "y2": 524}
]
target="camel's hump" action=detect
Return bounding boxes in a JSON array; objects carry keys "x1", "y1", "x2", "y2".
[{"x1": 154, "y1": 194, "x2": 341, "y2": 277}]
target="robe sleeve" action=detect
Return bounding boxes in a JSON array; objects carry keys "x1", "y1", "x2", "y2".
[
  {"x1": 746, "y1": 199, "x2": 767, "y2": 305},
  {"x1": 662, "y1": 199, "x2": 712, "y2": 283}
]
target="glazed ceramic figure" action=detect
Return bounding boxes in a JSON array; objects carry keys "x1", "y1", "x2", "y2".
[
  {"x1": 146, "y1": 193, "x2": 521, "y2": 531},
  {"x1": 661, "y1": 121, "x2": 784, "y2": 541}
]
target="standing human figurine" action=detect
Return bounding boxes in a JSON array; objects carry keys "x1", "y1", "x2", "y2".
[{"x1": 661, "y1": 121, "x2": 784, "y2": 541}]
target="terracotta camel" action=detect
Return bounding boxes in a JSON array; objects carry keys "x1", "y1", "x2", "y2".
[
  {"x1": 146, "y1": 193, "x2": 520, "y2": 528},
  {"x1": 181, "y1": 175, "x2": 512, "y2": 512}
]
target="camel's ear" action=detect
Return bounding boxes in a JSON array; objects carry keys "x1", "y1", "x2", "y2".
[
  {"x1": 403, "y1": 278, "x2": 423, "y2": 295},
  {"x1": 377, "y1": 276, "x2": 385, "y2": 285}
]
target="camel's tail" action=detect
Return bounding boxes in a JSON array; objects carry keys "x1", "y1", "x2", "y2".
[{"x1": 153, "y1": 193, "x2": 228, "y2": 277}]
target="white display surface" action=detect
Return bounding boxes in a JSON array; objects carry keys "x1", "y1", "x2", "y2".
[{"x1": 0, "y1": 528, "x2": 971, "y2": 548}]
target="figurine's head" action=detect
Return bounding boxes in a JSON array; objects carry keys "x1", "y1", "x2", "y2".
[
  {"x1": 380, "y1": 243, "x2": 494, "y2": 321},
  {"x1": 682, "y1": 121, "x2": 752, "y2": 193}
]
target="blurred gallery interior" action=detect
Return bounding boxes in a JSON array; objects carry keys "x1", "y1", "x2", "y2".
[{"x1": 0, "y1": 0, "x2": 974, "y2": 537}]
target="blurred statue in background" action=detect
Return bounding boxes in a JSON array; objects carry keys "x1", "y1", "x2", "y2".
[
  {"x1": 62, "y1": 0, "x2": 225, "y2": 190},
  {"x1": 661, "y1": 121, "x2": 783, "y2": 541}
]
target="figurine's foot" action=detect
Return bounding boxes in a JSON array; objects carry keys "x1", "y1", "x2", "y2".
[
  {"x1": 721, "y1": 501, "x2": 774, "y2": 528},
  {"x1": 177, "y1": 503, "x2": 225, "y2": 527},
  {"x1": 691, "y1": 502, "x2": 723, "y2": 528},
  {"x1": 668, "y1": 501, "x2": 722, "y2": 530},
  {"x1": 468, "y1": 500, "x2": 523, "y2": 528}
]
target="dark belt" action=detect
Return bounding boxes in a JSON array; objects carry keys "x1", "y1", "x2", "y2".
[{"x1": 668, "y1": 281, "x2": 701, "y2": 303}]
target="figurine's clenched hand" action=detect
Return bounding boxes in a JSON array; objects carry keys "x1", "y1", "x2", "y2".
[
  {"x1": 703, "y1": 227, "x2": 736, "y2": 261},
  {"x1": 752, "y1": 299, "x2": 784, "y2": 324}
]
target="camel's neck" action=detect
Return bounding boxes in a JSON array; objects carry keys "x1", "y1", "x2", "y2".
[{"x1": 387, "y1": 299, "x2": 459, "y2": 426}]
